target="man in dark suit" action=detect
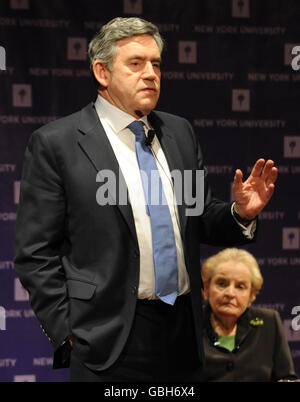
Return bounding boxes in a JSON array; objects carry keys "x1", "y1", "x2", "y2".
[{"x1": 14, "y1": 17, "x2": 278, "y2": 382}]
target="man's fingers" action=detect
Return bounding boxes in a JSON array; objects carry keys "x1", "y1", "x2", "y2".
[
  {"x1": 250, "y1": 158, "x2": 265, "y2": 177},
  {"x1": 266, "y1": 182, "x2": 276, "y2": 200},
  {"x1": 233, "y1": 169, "x2": 243, "y2": 188},
  {"x1": 265, "y1": 166, "x2": 278, "y2": 186},
  {"x1": 261, "y1": 160, "x2": 276, "y2": 180},
  {"x1": 234, "y1": 159, "x2": 278, "y2": 188}
]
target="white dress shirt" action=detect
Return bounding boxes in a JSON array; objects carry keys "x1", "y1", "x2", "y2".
[{"x1": 94, "y1": 95, "x2": 190, "y2": 299}]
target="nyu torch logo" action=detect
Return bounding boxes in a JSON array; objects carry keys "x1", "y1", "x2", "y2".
[{"x1": 0, "y1": 46, "x2": 6, "y2": 71}]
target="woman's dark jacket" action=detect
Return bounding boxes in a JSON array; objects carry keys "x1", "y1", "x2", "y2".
[{"x1": 202, "y1": 306, "x2": 297, "y2": 382}]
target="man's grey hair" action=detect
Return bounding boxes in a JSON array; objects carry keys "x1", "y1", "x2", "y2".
[{"x1": 88, "y1": 17, "x2": 164, "y2": 88}]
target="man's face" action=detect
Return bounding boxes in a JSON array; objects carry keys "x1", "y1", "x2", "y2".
[{"x1": 101, "y1": 34, "x2": 161, "y2": 118}]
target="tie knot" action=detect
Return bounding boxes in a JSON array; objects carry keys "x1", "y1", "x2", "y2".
[{"x1": 128, "y1": 120, "x2": 146, "y2": 142}]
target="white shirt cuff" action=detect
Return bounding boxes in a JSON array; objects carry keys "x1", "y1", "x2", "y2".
[{"x1": 231, "y1": 203, "x2": 257, "y2": 239}]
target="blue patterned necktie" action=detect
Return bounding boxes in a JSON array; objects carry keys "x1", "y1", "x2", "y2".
[{"x1": 128, "y1": 120, "x2": 178, "y2": 305}]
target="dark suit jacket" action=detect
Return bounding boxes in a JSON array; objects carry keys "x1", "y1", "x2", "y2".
[
  {"x1": 202, "y1": 306, "x2": 297, "y2": 382},
  {"x1": 14, "y1": 101, "x2": 255, "y2": 371}
]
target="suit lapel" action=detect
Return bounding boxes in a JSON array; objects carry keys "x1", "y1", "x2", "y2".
[
  {"x1": 76, "y1": 104, "x2": 188, "y2": 245},
  {"x1": 148, "y1": 112, "x2": 188, "y2": 240},
  {"x1": 235, "y1": 309, "x2": 252, "y2": 348},
  {"x1": 77, "y1": 103, "x2": 138, "y2": 246}
]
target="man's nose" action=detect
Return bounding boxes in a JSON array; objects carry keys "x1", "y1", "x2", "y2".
[{"x1": 143, "y1": 62, "x2": 156, "y2": 79}]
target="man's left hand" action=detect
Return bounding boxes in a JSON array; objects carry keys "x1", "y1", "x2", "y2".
[{"x1": 233, "y1": 158, "x2": 278, "y2": 220}]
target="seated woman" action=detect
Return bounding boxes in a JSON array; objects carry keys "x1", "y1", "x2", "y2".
[{"x1": 201, "y1": 248, "x2": 297, "y2": 382}]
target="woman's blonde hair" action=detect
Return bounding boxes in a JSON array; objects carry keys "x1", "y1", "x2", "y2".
[{"x1": 202, "y1": 248, "x2": 263, "y2": 302}]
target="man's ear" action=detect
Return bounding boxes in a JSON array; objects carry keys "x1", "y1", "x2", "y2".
[{"x1": 93, "y1": 61, "x2": 110, "y2": 88}]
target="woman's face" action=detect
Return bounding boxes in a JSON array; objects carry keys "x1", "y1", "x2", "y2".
[{"x1": 204, "y1": 260, "x2": 253, "y2": 322}]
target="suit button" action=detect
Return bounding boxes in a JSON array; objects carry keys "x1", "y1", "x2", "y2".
[
  {"x1": 226, "y1": 361, "x2": 234, "y2": 371},
  {"x1": 134, "y1": 250, "x2": 139, "y2": 258},
  {"x1": 131, "y1": 286, "x2": 138, "y2": 295}
]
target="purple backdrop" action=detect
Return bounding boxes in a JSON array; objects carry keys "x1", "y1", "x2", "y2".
[{"x1": 0, "y1": 0, "x2": 299, "y2": 382}]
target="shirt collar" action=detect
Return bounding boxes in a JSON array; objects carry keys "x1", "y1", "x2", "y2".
[{"x1": 94, "y1": 95, "x2": 151, "y2": 134}]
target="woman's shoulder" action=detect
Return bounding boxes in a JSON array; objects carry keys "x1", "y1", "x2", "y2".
[{"x1": 246, "y1": 306, "x2": 281, "y2": 324}]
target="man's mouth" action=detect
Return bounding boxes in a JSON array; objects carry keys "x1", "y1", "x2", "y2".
[{"x1": 141, "y1": 88, "x2": 156, "y2": 92}]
